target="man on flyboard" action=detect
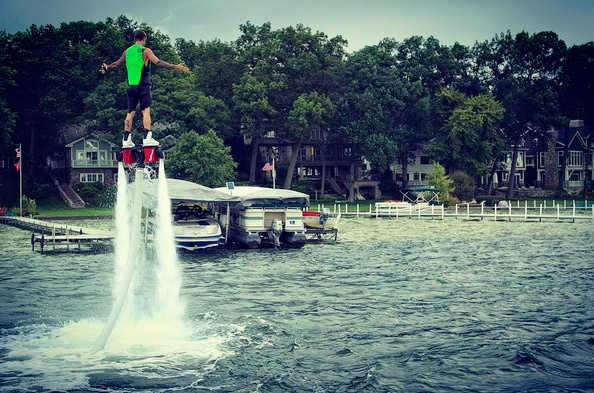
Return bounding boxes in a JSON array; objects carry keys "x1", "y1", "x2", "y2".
[{"x1": 102, "y1": 30, "x2": 189, "y2": 148}]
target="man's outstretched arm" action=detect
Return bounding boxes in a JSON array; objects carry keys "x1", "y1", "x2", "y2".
[
  {"x1": 144, "y1": 48, "x2": 189, "y2": 72},
  {"x1": 104, "y1": 51, "x2": 125, "y2": 70}
]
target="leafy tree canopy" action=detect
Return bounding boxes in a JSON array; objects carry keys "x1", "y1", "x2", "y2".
[{"x1": 166, "y1": 130, "x2": 238, "y2": 187}]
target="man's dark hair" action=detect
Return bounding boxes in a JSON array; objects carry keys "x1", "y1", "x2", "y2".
[{"x1": 133, "y1": 30, "x2": 147, "y2": 42}]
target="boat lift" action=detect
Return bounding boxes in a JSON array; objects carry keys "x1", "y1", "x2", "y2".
[{"x1": 400, "y1": 187, "x2": 442, "y2": 204}]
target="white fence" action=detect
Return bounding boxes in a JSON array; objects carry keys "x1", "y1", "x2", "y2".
[{"x1": 313, "y1": 200, "x2": 594, "y2": 222}]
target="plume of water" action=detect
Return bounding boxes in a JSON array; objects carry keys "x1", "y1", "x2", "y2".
[
  {"x1": 113, "y1": 163, "x2": 133, "y2": 309},
  {"x1": 90, "y1": 167, "x2": 144, "y2": 354},
  {"x1": 154, "y1": 160, "x2": 184, "y2": 323}
]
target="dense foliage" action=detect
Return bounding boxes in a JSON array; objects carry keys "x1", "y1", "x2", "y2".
[
  {"x1": 1, "y1": 16, "x2": 592, "y2": 197},
  {"x1": 166, "y1": 130, "x2": 237, "y2": 188}
]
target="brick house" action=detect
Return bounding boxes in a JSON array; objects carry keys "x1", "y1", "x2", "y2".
[
  {"x1": 249, "y1": 129, "x2": 381, "y2": 200},
  {"x1": 47, "y1": 123, "x2": 119, "y2": 207}
]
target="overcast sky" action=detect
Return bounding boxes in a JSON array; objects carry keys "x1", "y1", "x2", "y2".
[{"x1": 1, "y1": 0, "x2": 593, "y2": 51}]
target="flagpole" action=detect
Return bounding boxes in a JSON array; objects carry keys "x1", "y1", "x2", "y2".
[
  {"x1": 272, "y1": 156, "x2": 276, "y2": 190},
  {"x1": 19, "y1": 143, "x2": 22, "y2": 217}
]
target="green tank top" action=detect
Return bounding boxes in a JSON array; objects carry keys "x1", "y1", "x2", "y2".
[{"x1": 125, "y1": 44, "x2": 150, "y2": 85}]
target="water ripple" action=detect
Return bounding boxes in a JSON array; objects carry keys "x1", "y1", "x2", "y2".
[{"x1": 1, "y1": 219, "x2": 594, "y2": 392}]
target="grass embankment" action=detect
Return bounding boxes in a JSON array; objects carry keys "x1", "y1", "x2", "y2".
[{"x1": 36, "y1": 195, "x2": 113, "y2": 218}]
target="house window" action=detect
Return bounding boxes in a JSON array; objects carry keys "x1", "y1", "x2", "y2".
[
  {"x1": 421, "y1": 173, "x2": 426, "y2": 181},
  {"x1": 526, "y1": 156, "x2": 534, "y2": 166},
  {"x1": 80, "y1": 173, "x2": 104, "y2": 183},
  {"x1": 420, "y1": 156, "x2": 431, "y2": 165},
  {"x1": 311, "y1": 129, "x2": 322, "y2": 141},
  {"x1": 86, "y1": 151, "x2": 98, "y2": 165},
  {"x1": 343, "y1": 147, "x2": 352, "y2": 160},
  {"x1": 85, "y1": 139, "x2": 99, "y2": 150},
  {"x1": 414, "y1": 173, "x2": 419, "y2": 181},
  {"x1": 539, "y1": 152, "x2": 545, "y2": 168},
  {"x1": 300, "y1": 146, "x2": 316, "y2": 162},
  {"x1": 516, "y1": 151, "x2": 525, "y2": 168},
  {"x1": 568, "y1": 151, "x2": 583, "y2": 167}
]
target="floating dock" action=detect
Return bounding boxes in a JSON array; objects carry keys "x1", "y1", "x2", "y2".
[{"x1": 305, "y1": 226, "x2": 339, "y2": 241}]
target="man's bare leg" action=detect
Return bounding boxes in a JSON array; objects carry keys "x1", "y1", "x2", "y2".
[
  {"x1": 123, "y1": 111, "x2": 136, "y2": 147},
  {"x1": 142, "y1": 107, "x2": 151, "y2": 131},
  {"x1": 141, "y1": 107, "x2": 158, "y2": 146}
]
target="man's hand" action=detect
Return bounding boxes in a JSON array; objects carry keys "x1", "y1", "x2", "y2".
[{"x1": 176, "y1": 63, "x2": 190, "y2": 72}]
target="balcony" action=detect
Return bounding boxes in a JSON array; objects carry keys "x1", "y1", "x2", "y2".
[{"x1": 72, "y1": 159, "x2": 118, "y2": 168}]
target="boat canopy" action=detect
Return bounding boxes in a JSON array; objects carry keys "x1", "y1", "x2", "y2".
[
  {"x1": 214, "y1": 186, "x2": 310, "y2": 209},
  {"x1": 144, "y1": 178, "x2": 241, "y2": 204},
  {"x1": 401, "y1": 187, "x2": 441, "y2": 203}
]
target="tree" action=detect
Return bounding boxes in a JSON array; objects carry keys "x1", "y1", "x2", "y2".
[
  {"x1": 285, "y1": 92, "x2": 335, "y2": 190},
  {"x1": 425, "y1": 162, "x2": 454, "y2": 201},
  {"x1": 560, "y1": 42, "x2": 594, "y2": 127},
  {"x1": 472, "y1": 31, "x2": 567, "y2": 198},
  {"x1": 166, "y1": 130, "x2": 237, "y2": 187},
  {"x1": 176, "y1": 38, "x2": 244, "y2": 108},
  {"x1": 233, "y1": 22, "x2": 346, "y2": 186},
  {"x1": 0, "y1": 31, "x2": 16, "y2": 146},
  {"x1": 450, "y1": 171, "x2": 475, "y2": 201},
  {"x1": 427, "y1": 89, "x2": 505, "y2": 176},
  {"x1": 232, "y1": 73, "x2": 277, "y2": 182},
  {"x1": 339, "y1": 39, "x2": 432, "y2": 190}
]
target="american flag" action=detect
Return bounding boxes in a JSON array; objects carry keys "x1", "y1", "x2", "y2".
[
  {"x1": 261, "y1": 161, "x2": 273, "y2": 171},
  {"x1": 14, "y1": 147, "x2": 20, "y2": 171}
]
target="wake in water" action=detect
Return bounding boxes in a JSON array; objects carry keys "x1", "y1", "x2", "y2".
[{"x1": 0, "y1": 161, "x2": 237, "y2": 392}]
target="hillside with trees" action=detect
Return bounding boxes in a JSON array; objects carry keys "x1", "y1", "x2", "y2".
[{"x1": 1, "y1": 15, "x2": 593, "y2": 206}]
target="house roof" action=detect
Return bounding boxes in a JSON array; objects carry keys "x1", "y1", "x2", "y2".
[
  {"x1": 556, "y1": 126, "x2": 592, "y2": 149},
  {"x1": 59, "y1": 121, "x2": 97, "y2": 145},
  {"x1": 59, "y1": 121, "x2": 117, "y2": 148},
  {"x1": 65, "y1": 133, "x2": 117, "y2": 148}
]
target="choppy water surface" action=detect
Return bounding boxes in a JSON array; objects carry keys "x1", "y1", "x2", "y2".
[{"x1": 1, "y1": 218, "x2": 594, "y2": 392}]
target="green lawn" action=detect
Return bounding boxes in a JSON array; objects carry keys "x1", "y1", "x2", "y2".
[{"x1": 36, "y1": 194, "x2": 114, "y2": 218}]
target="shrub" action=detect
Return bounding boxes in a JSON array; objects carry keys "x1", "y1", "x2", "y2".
[
  {"x1": 28, "y1": 183, "x2": 53, "y2": 200},
  {"x1": 291, "y1": 180, "x2": 316, "y2": 194},
  {"x1": 98, "y1": 186, "x2": 117, "y2": 207},
  {"x1": 20, "y1": 195, "x2": 37, "y2": 216},
  {"x1": 442, "y1": 196, "x2": 460, "y2": 207},
  {"x1": 450, "y1": 171, "x2": 475, "y2": 201},
  {"x1": 74, "y1": 182, "x2": 105, "y2": 207},
  {"x1": 475, "y1": 195, "x2": 505, "y2": 205}
]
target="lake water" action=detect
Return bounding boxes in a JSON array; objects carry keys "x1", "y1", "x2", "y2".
[{"x1": 1, "y1": 218, "x2": 594, "y2": 392}]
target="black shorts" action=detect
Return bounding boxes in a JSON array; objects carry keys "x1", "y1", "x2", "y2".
[{"x1": 127, "y1": 84, "x2": 151, "y2": 112}]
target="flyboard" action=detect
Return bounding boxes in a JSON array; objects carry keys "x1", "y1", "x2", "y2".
[{"x1": 90, "y1": 143, "x2": 164, "y2": 354}]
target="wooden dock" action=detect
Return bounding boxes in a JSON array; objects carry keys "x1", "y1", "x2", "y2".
[{"x1": 0, "y1": 216, "x2": 114, "y2": 252}]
